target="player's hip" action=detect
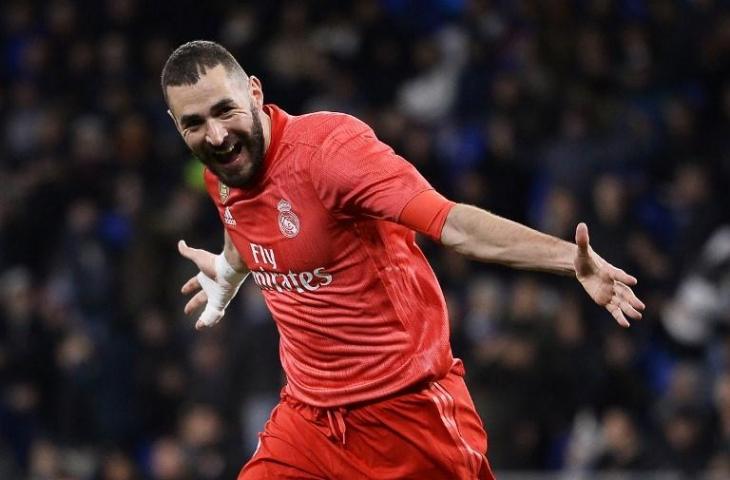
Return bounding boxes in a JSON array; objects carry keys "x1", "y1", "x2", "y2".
[{"x1": 242, "y1": 362, "x2": 495, "y2": 479}]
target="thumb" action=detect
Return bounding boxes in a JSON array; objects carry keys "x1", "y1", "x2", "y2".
[
  {"x1": 575, "y1": 222, "x2": 590, "y2": 253},
  {"x1": 178, "y1": 240, "x2": 195, "y2": 260},
  {"x1": 178, "y1": 240, "x2": 216, "y2": 277}
]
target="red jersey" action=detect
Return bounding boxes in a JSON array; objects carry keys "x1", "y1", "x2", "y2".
[{"x1": 204, "y1": 105, "x2": 455, "y2": 407}]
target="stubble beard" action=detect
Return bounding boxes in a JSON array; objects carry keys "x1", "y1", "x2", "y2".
[{"x1": 201, "y1": 108, "x2": 266, "y2": 189}]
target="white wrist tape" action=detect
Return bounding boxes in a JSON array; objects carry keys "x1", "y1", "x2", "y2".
[{"x1": 195, "y1": 253, "x2": 248, "y2": 328}]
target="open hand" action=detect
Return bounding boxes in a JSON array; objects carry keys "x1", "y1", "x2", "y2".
[
  {"x1": 179, "y1": 239, "x2": 242, "y2": 330},
  {"x1": 178, "y1": 240, "x2": 216, "y2": 324},
  {"x1": 574, "y1": 223, "x2": 645, "y2": 327}
]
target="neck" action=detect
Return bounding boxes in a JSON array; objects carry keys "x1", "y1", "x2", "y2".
[{"x1": 262, "y1": 108, "x2": 272, "y2": 155}]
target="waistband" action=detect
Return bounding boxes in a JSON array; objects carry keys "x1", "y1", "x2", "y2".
[{"x1": 280, "y1": 359, "x2": 466, "y2": 445}]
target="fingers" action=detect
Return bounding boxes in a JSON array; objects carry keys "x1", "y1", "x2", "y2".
[
  {"x1": 620, "y1": 300, "x2": 643, "y2": 320},
  {"x1": 181, "y1": 281, "x2": 222, "y2": 330},
  {"x1": 607, "y1": 303, "x2": 631, "y2": 328},
  {"x1": 608, "y1": 282, "x2": 646, "y2": 326},
  {"x1": 611, "y1": 265, "x2": 638, "y2": 286},
  {"x1": 181, "y1": 275, "x2": 201, "y2": 295},
  {"x1": 575, "y1": 222, "x2": 590, "y2": 252},
  {"x1": 617, "y1": 282, "x2": 646, "y2": 312},
  {"x1": 184, "y1": 290, "x2": 207, "y2": 316},
  {"x1": 195, "y1": 318, "x2": 209, "y2": 330},
  {"x1": 178, "y1": 244, "x2": 222, "y2": 329},
  {"x1": 196, "y1": 307, "x2": 222, "y2": 330}
]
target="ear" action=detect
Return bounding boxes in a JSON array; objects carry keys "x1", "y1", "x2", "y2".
[
  {"x1": 167, "y1": 109, "x2": 182, "y2": 135},
  {"x1": 248, "y1": 75, "x2": 264, "y2": 110}
]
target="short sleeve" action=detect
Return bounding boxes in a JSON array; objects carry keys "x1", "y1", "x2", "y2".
[
  {"x1": 308, "y1": 115, "x2": 435, "y2": 223},
  {"x1": 399, "y1": 190, "x2": 455, "y2": 242}
]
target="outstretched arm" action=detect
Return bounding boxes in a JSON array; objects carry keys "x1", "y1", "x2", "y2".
[{"x1": 441, "y1": 204, "x2": 645, "y2": 327}]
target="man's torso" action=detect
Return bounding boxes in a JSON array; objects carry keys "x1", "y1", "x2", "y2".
[{"x1": 204, "y1": 105, "x2": 454, "y2": 406}]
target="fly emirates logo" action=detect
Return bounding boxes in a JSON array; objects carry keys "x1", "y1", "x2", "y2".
[{"x1": 249, "y1": 243, "x2": 332, "y2": 293}]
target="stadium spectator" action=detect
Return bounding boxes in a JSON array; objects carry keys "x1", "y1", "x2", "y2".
[{"x1": 0, "y1": 0, "x2": 728, "y2": 477}]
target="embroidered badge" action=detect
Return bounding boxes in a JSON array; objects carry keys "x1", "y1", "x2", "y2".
[
  {"x1": 277, "y1": 199, "x2": 300, "y2": 238},
  {"x1": 219, "y1": 181, "x2": 230, "y2": 203}
]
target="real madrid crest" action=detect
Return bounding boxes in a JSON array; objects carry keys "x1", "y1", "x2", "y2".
[
  {"x1": 277, "y1": 199, "x2": 300, "y2": 238},
  {"x1": 219, "y1": 181, "x2": 230, "y2": 203}
]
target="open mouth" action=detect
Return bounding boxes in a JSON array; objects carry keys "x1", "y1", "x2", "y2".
[{"x1": 211, "y1": 141, "x2": 243, "y2": 165}]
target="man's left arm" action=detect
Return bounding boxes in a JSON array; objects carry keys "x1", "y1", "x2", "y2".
[
  {"x1": 308, "y1": 116, "x2": 645, "y2": 327},
  {"x1": 440, "y1": 203, "x2": 645, "y2": 327}
]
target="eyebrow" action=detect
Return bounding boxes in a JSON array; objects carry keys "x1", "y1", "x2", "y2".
[
  {"x1": 179, "y1": 98, "x2": 238, "y2": 128},
  {"x1": 210, "y1": 98, "x2": 236, "y2": 115}
]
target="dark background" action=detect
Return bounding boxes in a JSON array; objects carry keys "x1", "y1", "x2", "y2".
[{"x1": 1, "y1": 0, "x2": 729, "y2": 478}]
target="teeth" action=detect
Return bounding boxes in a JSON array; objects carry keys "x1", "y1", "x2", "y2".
[{"x1": 217, "y1": 144, "x2": 235, "y2": 155}]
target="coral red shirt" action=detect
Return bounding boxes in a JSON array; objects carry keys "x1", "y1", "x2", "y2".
[{"x1": 204, "y1": 104, "x2": 456, "y2": 407}]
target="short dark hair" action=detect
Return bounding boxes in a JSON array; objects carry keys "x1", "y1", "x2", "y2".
[{"x1": 161, "y1": 40, "x2": 246, "y2": 104}]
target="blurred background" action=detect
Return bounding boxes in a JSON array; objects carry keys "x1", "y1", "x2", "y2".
[{"x1": 1, "y1": 0, "x2": 729, "y2": 479}]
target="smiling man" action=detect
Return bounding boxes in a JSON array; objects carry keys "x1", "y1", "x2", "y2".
[
  {"x1": 162, "y1": 41, "x2": 644, "y2": 479},
  {"x1": 163, "y1": 54, "x2": 266, "y2": 189}
]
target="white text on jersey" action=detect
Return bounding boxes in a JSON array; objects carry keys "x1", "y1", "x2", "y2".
[
  {"x1": 251, "y1": 243, "x2": 277, "y2": 269},
  {"x1": 251, "y1": 267, "x2": 333, "y2": 293},
  {"x1": 249, "y1": 242, "x2": 332, "y2": 293}
]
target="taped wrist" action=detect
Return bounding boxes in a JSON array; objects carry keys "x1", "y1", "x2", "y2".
[
  {"x1": 196, "y1": 253, "x2": 248, "y2": 327},
  {"x1": 215, "y1": 253, "x2": 247, "y2": 286}
]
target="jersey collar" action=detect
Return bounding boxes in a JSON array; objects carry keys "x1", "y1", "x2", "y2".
[{"x1": 262, "y1": 103, "x2": 288, "y2": 169}]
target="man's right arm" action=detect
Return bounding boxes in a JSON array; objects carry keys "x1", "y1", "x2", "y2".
[{"x1": 223, "y1": 230, "x2": 247, "y2": 273}]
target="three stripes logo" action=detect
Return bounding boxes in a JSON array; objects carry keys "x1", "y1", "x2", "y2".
[{"x1": 223, "y1": 207, "x2": 236, "y2": 226}]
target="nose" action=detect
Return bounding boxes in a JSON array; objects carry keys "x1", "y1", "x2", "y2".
[{"x1": 204, "y1": 119, "x2": 227, "y2": 147}]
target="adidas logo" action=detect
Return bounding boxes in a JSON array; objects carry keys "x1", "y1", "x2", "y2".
[{"x1": 223, "y1": 207, "x2": 236, "y2": 226}]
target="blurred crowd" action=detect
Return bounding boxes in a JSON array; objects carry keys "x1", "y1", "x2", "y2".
[{"x1": 1, "y1": 0, "x2": 729, "y2": 479}]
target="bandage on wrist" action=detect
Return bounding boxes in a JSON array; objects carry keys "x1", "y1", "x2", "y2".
[{"x1": 215, "y1": 253, "x2": 248, "y2": 285}]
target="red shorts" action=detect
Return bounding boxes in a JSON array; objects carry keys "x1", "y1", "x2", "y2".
[{"x1": 239, "y1": 364, "x2": 495, "y2": 479}]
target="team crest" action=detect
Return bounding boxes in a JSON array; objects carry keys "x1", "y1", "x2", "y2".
[
  {"x1": 219, "y1": 181, "x2": 230, "y2": 203},
  {"x1": 277, "y1": 199, "x2": 300, "y2": 238}
]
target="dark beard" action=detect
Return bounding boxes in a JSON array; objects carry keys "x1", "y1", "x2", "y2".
[{"x1": 200, "y1": 108, "x2": 266, "y2": 189}]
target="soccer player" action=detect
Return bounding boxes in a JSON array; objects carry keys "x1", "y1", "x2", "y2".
[{"x1": 161, "y1": 41, "x2": 644, "y2": 479}]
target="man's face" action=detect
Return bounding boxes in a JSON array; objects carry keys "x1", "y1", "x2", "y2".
[{"x1": 166, "y1": 65, "x2": 265, "y2": 188}]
